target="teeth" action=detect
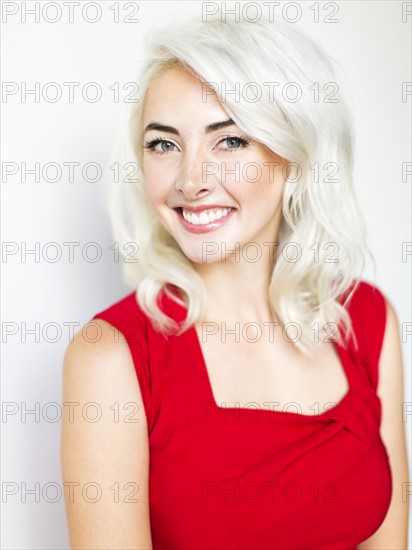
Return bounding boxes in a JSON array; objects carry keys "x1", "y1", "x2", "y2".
[
  {"x1": 182, "y1": 207, "x2": 232, "y2": 225},
  {"x1": 199, "y1": 211, "x2": 209, "y2": 225}
]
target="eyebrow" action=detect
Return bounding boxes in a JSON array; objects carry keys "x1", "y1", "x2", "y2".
[{"x1": 143, "y1": 119, "x2": 236, "y2": 135}]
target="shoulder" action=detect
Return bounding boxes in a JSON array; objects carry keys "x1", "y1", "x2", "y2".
[
  {"x1": 339, "y1": 279, "x2": 389, "y2": 391},
  {"x1": 62, "y1": 314, "x2": 151, "y2": 432},
  {"x1": 344, "y1": 279, "x2": 387, "y2": 313},
  {"x1": 65, "y1": 290, "x2": 164, "y2": 431},
  {"x1": 63, "y1": 317, "x2": 140, "y2": 398},
  {"x1": 89, "y1": 291, "x2": 151, "y2": 363},
  {"x1": 63, "y1": 290, "x2": 150, "y2": 402},
  {"x1": 344, "y1": 279, "x2": 388, "y2": 348},
  {"x1": 350, "y1": 280, "x2": 402, "y2": 390}
]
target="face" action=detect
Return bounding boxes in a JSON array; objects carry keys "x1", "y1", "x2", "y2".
[{"x1": 141, "y1": 63, "x2": 288, "y2": 264}]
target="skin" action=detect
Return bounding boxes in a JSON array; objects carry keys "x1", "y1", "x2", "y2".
[{"x1": 61, "y1": 63, "x2": 409, "y2": 548}]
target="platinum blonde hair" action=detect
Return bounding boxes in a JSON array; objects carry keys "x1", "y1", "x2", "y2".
[{"x1": 104, "y1": 14, "x2": 374, "y2": 356}]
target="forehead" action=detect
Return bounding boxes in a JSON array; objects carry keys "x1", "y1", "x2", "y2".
[{"x1": 142, "y1": 64, "x2": 228, "y2": 124}]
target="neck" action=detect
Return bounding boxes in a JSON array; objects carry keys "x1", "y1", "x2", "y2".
[{"x1": 193, "y1": 245, "x2": 277, "y2": 324}]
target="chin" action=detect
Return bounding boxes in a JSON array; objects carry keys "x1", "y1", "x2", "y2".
[{"x1": 179, "y1": 245, "x2": 222, "y2": 265}]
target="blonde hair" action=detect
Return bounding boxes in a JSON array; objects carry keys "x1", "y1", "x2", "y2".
[{"x1": 103, "y1": 14, "x2": 374, "y2": 356}]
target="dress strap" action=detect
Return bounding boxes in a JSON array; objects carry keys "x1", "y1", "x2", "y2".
[{"x1": 344, "y1": 280, "x2": 387, "y2": 392}]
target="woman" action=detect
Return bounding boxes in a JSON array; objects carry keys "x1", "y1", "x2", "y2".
[{"x1": 61, "y1": 14, "x2": 409, "y2": 549}]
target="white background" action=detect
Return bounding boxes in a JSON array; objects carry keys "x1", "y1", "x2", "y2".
[{"x1": 2, "y1": 1, "x2": 411, "y2": 548}]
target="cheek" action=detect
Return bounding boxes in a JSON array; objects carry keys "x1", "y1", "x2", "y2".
[
  {"x1": 242, "y1": 167, "x2": 285, "y2": 218},
  {"x1": 259, "y1": 163, "x2": 286, "y2": 198},
  {"x1": 143, "y1": 166, "x2": 170, "y2": 205},
  {"x1": 243, "y1": 165, "x2": 284, "y2": 200},
  {"x1": 241, "y1": 153, "x2": 285, "y2": 184}
]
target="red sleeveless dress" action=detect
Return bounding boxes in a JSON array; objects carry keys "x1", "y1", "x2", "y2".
[{"x1": 91, "y1": 280, "x2": 392, "y2": 549}]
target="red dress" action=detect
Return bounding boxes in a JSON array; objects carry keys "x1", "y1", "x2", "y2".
[{"x1": 91, "y1": 280, "x2": 392, "y2": 549}]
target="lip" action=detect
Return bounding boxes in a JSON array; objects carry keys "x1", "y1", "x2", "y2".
[
  {"x1": 173, "y1": 204, "x2": 235, "y2": 213},
  {"x1": 175, "y1": 206, "x2": 236, "y2": 234}
]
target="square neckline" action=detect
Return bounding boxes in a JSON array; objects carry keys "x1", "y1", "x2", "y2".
[{"x1": 190, "y1": 323, "x2": 353, "y2": 420}]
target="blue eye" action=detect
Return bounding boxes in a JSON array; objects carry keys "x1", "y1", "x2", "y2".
[
  {"x1": 159, "y1": 141, "x2": 175, "y2": 151},
  {"x1": 143, "y1": 138, "x2": 177, "y2": 153},
  {"x1": 227, "y1": 137, "x2": 242, "y2": 148},
  {"x1": 218, "y1": 136, "x2": 251, "y2": 150}
]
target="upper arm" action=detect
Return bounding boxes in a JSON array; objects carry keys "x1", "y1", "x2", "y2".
[
  {"x1": 358, "y1": 298, "x2": 410, "y2": 549},
  {"x1": 60, "y1": 318, "x2": 153, "y2": 549}
]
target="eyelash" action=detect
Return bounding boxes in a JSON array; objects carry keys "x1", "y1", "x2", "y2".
[{"x1": 143, "y1": 134, "x2": 251, "y2": 154}]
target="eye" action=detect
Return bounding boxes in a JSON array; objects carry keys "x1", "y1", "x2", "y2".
[
  {"x1": 217, "y1": 135, "x2": 251, "y2": 151},
  {"x1": 143, "y1": 137, "x2": 178, "y2": 154}
]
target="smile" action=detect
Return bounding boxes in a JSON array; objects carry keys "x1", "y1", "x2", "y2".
[
  {"x1": 175, "y1": 207, "x2": 236, "y2": 233},
  {"x1": 182, "y1": 207, "x2": 233, "y2": 225}
]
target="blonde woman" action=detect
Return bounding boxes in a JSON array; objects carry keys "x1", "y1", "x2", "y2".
[{"x1": 61, "y1": 15, "x2": 409, "y2": 549}]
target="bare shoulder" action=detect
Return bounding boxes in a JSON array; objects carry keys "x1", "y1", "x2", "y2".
[
  {"x1": 61, "y1": 319, "x2": 153, "y2": 549},
  {"x1": 62, "y1": 318, "x2": 148, "y2": 424},
  {"x1": 63, "y1": 318, "x2": 141, "y2": 390}
]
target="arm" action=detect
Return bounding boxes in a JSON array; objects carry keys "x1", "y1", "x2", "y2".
[
  {"x1": 358, "y1": 299, "x2": 410, "y2": 549},
  {"x1": 60, "y1": 319, "x2": 153, "y2": 549}
]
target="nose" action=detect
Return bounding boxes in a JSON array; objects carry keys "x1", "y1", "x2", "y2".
[{"x1": 175, "y1": 153, "x2": 214, "y2": 200}]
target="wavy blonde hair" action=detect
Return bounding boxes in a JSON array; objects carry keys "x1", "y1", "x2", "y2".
[{"x1": 103, "y1": 14, "x2": 374, "y2": 356}]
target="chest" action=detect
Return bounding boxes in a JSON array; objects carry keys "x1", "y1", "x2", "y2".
[{"x1": 194, "y1": 323, "x2": 350, "y2": 416}]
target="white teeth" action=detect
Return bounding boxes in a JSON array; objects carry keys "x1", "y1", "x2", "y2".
[
  {"x1": 181, "y1": 207, "x2": 232, "y2": 225},
  {"x1": 207, "y1": 210, "x2": 217, "y2": 222},
  {"x1": 199, "y1": 211, "x2": 209, "y2": 225}
]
